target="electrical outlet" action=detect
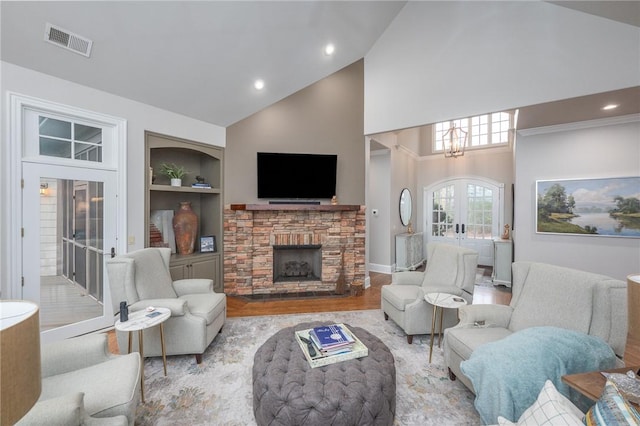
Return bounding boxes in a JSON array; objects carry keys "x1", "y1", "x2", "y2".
[{"x1": 128, "y1": 236, "x2": 135, "y2": 245}]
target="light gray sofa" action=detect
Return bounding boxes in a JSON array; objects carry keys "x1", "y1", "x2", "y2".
[
  {"x1": 382, "y1": 242, "x2": 478, "y2": 343},
  {"x1": 443, "y1": 261, "x2": 628, "y2": 393},
  {"x1": 17, "y1": 333, "x2": 140, "y2": 426}
]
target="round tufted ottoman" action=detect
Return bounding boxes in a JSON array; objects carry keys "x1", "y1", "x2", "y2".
[{"x1": 252, "y1": 321, "x2": 396, "y2": 426}]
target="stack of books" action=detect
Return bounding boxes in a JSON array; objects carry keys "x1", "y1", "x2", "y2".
[
  {"x1": 295, "y1": 323, "x2": 368, "y2": 368},
  {"x1": 192, "y1": 182, "x2": 211, "y2": 188},
  {"x1": 309, "y1": 324, "x2": 355, "y2": 355}
]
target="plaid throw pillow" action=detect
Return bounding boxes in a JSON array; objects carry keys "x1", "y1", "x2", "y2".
[{"x1": 498, "y1": 380, "x2": 583, "y2": 426}]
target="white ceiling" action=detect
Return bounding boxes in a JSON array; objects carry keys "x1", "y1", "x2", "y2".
[
  {"x1": 1, "y1": 1, "x2": 638, "y2": 128},
  {"x1": 1, "y1": 1, "x2": 406, "y2": 127}
]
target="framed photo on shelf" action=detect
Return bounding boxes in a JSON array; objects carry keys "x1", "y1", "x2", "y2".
[{"x1": 200, "y1": 235, "x2": 216, "y2": 253}]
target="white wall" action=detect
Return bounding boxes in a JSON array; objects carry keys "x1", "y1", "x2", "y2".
[
  {"x1": 515, "y1": 116, "x2": 640, "y2": 280},
  {"x1": 364, "y1": 1, "x2": 640, "y2": 135},
  {"x1": 1, "y1": 62, "x2": 225, "y2": 297}
]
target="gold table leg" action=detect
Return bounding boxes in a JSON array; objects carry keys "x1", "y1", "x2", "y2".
[
  {"x1": 438, "y1": 307, "x2": 445, "y2": 348},
  {"x1": 138, "y1": 330, "x2": 145, "y2": 403},
  {"x1": 159, "y1": 323, "x2": 167, "y2": 376},
  {"x1": 429, "y1": 305, "x2": 439, "y2": 363}
]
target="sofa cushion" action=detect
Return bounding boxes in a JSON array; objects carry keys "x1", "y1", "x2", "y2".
[
  {"x1": 445, "y1": 326, "x2": 513, "y2": 364},
  {"x1": 180, "y1": 292, "x2": 226, "y2": 325},
  {"x1": 131, "y1": 249, "x2": 177, "y2": 300},
  {"x1": 381, "y1": 284, "x2": 422, "y2": 312},
  {"x1": 508, "y1": 263, "x2": 594, "y2": 333},
  {"x1": 584, "y1": 379, "x2": 640, "y2": 425},
  {"x1": 40, "y1": 352, "x2": 140, "y2": 420},
  {"x1": 497, "y1": 380, "x2": 583, "y2": 426}
]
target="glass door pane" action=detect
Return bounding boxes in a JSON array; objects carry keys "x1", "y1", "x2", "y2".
[
  {"x1": 39, "y1": 178, "x2": 104, "y2": 332},
  {"x1": 22, "y1": 160, "x2": 115, "y2": 341}
]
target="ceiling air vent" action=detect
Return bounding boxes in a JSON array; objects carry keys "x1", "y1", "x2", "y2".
[{"x1": 44, "y1": 23, "x2": 93, "y2": 57}]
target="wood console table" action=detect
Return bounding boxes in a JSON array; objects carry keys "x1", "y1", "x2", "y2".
[{"x1": 562, "y1": 366, "x2": 640, "y2": 404}]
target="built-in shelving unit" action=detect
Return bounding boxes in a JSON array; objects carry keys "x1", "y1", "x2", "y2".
[{"x1": 145, "y1": 131, "x2": 224, "y2": 292}]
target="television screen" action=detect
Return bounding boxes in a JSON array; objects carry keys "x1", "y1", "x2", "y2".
[{"x1": 257, "y1": 152, "x2": 337, "y2": 199}]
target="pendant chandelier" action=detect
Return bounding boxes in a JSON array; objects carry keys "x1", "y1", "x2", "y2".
[{"x1": 442, "y1": 125, "x2": 468, "y2": 158}]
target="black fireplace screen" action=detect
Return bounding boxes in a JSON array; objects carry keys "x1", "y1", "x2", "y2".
[{"x1": 273, "y1": 245, "x2": 322, "y2": 282}]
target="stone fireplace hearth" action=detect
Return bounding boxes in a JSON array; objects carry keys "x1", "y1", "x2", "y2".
[{"x1": 223, "y1": 204, "x2": 365, "y2": 296}]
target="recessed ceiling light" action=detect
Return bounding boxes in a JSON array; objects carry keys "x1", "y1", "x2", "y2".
[
  {"x1": 324, "y1": 43, "x2": 335, "y2": 56},
  {"x1": 602, "y1": 104, "x2": 619, "y2": 110},
  {"x1": 254, "y1": 79, "x2": 265, "y2": 90}
]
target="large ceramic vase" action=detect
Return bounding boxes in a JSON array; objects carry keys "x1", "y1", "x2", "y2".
[{"x1": 173, "y1": 202, "x2": 198, "y2": 254}]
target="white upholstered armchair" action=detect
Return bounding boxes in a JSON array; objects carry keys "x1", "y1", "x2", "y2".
[
  {"x1": 17, "y1": 334, "x2": 140, "y2": 426},
  {"x1": 381, "y1": 242, "x2": 478, "y2": 344},
  {"x1": 106, "y1": 247, "x2": 226, "y2": 364}
]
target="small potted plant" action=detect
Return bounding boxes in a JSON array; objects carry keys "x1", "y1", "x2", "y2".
[{"x1": 159, "y1": 162, "x2": 188, "y2": 187}]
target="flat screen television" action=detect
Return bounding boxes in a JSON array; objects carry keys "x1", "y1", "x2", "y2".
[{"x1": 257, "y1": 152, "x2": 337, "y2": 199}]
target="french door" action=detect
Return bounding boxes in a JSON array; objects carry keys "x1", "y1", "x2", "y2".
[
  {"x1": 425, "y1": 178, "x2": 504, "y2": 266},
  {"x1": 22, "y1": 163, "x2": 117, "y2": 341}
]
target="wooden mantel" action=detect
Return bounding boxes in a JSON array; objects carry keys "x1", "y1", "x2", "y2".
[{"x1": 229, "y1": 204, "x2": 362, "y2": 212}]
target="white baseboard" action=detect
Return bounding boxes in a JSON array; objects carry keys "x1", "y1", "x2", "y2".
[{"x1": 369, "y1": 263, "x2": 393, "y2": 274}]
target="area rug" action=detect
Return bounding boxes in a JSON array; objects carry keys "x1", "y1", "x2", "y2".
[{"x1": 136, "y1": 309, "x2": 480, "y2": 425}]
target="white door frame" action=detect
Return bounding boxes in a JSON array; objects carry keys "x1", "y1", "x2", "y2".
[{"x1": 7, "y1": 92, "x2": 127, "y2": 340}]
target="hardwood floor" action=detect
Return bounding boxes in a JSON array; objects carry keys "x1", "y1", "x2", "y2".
[{"x1": 227, "y1": 271, "x2": 511, "y2": 318}]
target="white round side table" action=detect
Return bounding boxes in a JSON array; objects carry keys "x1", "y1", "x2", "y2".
[
  {"x1": 424, "y1": 293, "x2": 468, "y2": 363},
  {"x1": 115, "y1": 307, "x2": 170, "y2": 402}
]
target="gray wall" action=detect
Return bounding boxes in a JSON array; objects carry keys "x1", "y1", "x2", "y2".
[
  {"x1": 515, "y1": 118, "x2": 640, "y2": 280},
  {"x1": 225, "y1": 60, "x2": 365, "y2": 205},
  {"x1": 368, "y1": 149, "x2": 391, "y2": 271}
]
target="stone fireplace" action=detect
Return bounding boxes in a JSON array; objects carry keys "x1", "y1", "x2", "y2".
[{"x1": 223, "y1": 204, "x2": 365, "y2": 296}]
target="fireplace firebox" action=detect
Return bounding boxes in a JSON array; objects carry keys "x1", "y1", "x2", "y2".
[{"x1": 273, "y1": 245, "x2": 322, "y2": 282}]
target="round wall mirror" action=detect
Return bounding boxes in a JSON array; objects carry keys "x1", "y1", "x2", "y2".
[{"x1": 399, "y1": 188, "x2": 412, "y2": 226}]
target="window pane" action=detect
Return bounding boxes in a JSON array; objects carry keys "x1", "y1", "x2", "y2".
[
  {"x1": 37, "y1": 116, "x2": 104, "y2": 163},
  {"x1": 75, "y1": 142, "x2": 102, "y2": 162},
  {"x1": 491, "y1": 112, "x2": 510, "y2": 145},
  {"x1": 40, "y1": 137, "x2": 71, "y2": 158},
  {"x1": 39, "y1": 117, "x2": 71, "y2": 139},
  {"x1": 75, "y1": 123, "x2": 102, "y2": 143}
]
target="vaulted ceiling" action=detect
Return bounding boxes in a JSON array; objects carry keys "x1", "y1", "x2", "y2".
[{"x1": 1, "y1": 1, "x2": 638, "y2": 128}]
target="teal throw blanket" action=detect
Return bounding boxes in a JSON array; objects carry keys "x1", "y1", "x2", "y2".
[{"x1": 460, "y1": 326, "x2": 617, "y2": 425}]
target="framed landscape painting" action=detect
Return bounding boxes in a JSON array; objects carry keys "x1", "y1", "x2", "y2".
[{"x1": 536, "y1": 176, "x2": 640, "y2": 238}]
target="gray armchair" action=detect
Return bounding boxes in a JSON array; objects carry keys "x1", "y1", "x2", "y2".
[
  {"x1": 106, "y1": 247, "x2": 226, "y2": 364},
  {"x1": 17, "y1": 333, "x2": 140, "y2": 426},
  {"x1": 381, "y1": 242, "x2": 479, "y2": 343}
]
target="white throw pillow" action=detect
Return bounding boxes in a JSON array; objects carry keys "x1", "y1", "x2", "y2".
[{"x1": 497, "y1": 380, "x2": 583, "y2": 426}]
